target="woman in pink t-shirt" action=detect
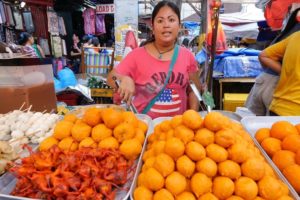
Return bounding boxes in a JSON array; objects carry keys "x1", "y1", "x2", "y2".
[{"x1": 107, "y1": 1, "x2": 202, "y2": 119}]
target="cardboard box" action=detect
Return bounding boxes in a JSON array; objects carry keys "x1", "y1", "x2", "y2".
[
  {"x1": 223, "y1": 93, "x2": 248, "y2": 112},
  {"x1": 91, "y1": 88, "x2": 113, "y2": 97}
]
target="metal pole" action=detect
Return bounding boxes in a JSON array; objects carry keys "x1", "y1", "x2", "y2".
[
  {"x1": 206, "y1": 0, "x2": 221, "y2": 93},
  {"x1": 174, "y1": 0, "x2": 183, "y2": 12},
  {"x1": 199, "y1": 0, "x2": 207, "y2": 48}
]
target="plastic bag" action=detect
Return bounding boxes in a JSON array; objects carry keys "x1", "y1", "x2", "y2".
[
  {"x1": 206, "y1": 21, "x2": 228, "y2": 55},
  {"x1": 57, "y1": 67, "x2": 77, "y2": 88},
  {"x1": 53, "y1": 77, "x2": 63, "y2": 92}
]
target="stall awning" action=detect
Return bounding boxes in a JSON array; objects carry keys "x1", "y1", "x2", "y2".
[{"x1": 222, "y1": 0, "x2": 260, "y2": 3}]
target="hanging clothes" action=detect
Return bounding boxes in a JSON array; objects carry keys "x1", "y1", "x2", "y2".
[
  {"x1": 23, "y1": 11, "x2": 35, "y2": 33},
  {"x1": 82, "y1": 8, "x2": 96, "y2": 35},
  {"x1": 5, "y1": 28, "x2": 15, "y2": 44},
  {"x1": 47, "y1": 10, "x2": 59, "y2": 34},
  {"x1": 12, "y1": 8, "x2": 23, "y2": 30},
  {"x1": 0, "y1": 25, "x2": 5, "y2": 42},
  {"x1": 62, "y1": 39, "x2": 67, "y2": 55},
  {"x1": 40, "y1": 38, "x2": 50, "y2": 55},
  {"x1": 51, "y1": 35, "x2": 62, "y2": 57},
  {"x1": 30, "y1": 6, "x2": 48, "y2": 38},
  {"x1": 58, "y1": 16, "x2": 66, "y2": 36},
  {"x1": 96, "y1": 14, "x2": 106, "y2": 35},
  {"x1": 4, "y1": 4, "x2": 14, "y2": 27},
  {"x1": 0, "y1": 1, "x2": 5, "y2": 24}
]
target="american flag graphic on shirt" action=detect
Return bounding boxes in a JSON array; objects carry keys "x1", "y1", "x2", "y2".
[{"x1": 150, "y1": 88, "x2": 181, "y2": 116}]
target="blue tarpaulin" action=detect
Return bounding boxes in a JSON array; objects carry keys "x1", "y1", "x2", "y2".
[{"x1": 213, "y1": 48, "x2": 263, "y2": 78}]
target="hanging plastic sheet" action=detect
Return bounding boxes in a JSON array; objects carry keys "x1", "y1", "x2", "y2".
[
  {"x1": 206, "y1": 21, "x2": 227, "y2": 55},
  {"x1": 206, "y1": 0, "x2": 228, "y2": 55},
  {"x1": 264, "y1": 0, "x2": 300, "y2": 30}
]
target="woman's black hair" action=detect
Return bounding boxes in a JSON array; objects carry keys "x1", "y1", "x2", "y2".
[
  {"x1": 151, "y1": 0, "x2": 180, "y2": 25},
  {"x1": 91, "y1": 37, "x2": 100, "y2": 47},
  {"x1": 143, "y1": 0, "x2": 180, "y2": 45},
  {"x1": 272, "y1": 7, "x2": 300, "y2": 44},
  {"x1": 82, "y1": 34, "x2": 93, "y2": 44},
  {"x1": 18, "y1": 32, "x2": 32, "y2": 45}
]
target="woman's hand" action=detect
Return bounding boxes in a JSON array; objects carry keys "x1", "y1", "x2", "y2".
[
  {"x1": 118, "y1": 75, "x2": 135, "y2": 104},
  {"x1": 73, "y1": 44, "x2": 80, "y2": 51}
]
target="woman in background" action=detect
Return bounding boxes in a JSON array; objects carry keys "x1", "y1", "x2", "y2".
[
  {"x1": 87, "y1": 37, "x2": 100, "y2": 54},
  {"x1": 18, "y1": 32, "x2": 44, "y2": 58}
]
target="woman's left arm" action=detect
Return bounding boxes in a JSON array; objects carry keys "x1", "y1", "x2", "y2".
[
  {"x1": 188, "y1": 71, "x2": 201, "y2": 111},
  {"x1": 37, "y1": 45, "x2": 45, "y2": 58}
]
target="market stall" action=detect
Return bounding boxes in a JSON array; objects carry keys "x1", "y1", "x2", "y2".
[{"x1": 1, "y1": 0, "x2": 300, "y2": 199}]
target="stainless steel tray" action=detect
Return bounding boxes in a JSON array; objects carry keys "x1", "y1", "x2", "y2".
[
  {"x1": 0, "y1": 114, "x2": 154, "y2": 200},
  {"x1": 241, "y1": 116, "x2": 300, "y2": 199},
  {"x1": 129, "y1": 117, "x2": 168, "y2": 200},
  {"x1": 199, "y1": 110, "x2": 242, "y2": 122},
  {"x1": 130, "y1": 116, "x2": 300, "y2": 200}
]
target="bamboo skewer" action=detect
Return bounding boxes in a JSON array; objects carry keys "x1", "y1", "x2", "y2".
[
  {"x1": 8, "y1": 130, "x2": 39, "y2": 144},
  {"x1": 19, "y1": 102, "x2": 26, "y2": 111}
]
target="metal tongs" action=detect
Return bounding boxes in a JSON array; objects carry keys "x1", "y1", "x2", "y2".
[
  {"x1": 112, "y1": 76, "x2": 138, "y2": 114},
  {"x1": 189, "y1": 81, "x2": 212, "y2": 112}
]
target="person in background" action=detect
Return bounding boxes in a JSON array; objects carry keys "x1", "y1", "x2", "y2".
[
  {"x1": 70, "y1": 32, "x2": 82, "y2": 73},
  {"x1": 258, "y1": 9, "x2": 300, "y2": 116},
  {"x1": 87, "y1": 37, "x2": 100, "y2": 53},
  {"x1": 82, "y1": 34, "x2": 93, "y2": 48},
  {"x1": 245, "y1": 7, "x2": 300, "y2": 115},
  {"x1": 107, "y1": 0, "x2": 201, "y2": 119},
  {"x1": 18, "y1": 32, "x2": 41, "y2": 58},
  {"x1": 70, "y1": 33, "x2": 81, "y2": 56},
  {"x1": 32, "y1": 38, "x2": 45, "y2": 58}
]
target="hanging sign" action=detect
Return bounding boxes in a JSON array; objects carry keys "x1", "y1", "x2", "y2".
[
  {"x1": 114, "y1": 0, "x2": 138, "y2": 62},
  {"x1": 96, "y1": 4, "x2": 115, "y2": 14}
]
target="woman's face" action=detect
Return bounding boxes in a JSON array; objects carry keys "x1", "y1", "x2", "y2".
[
  {"x1": 28, "y1": 36, "x2": 34, "y2": 45},
  {"x1": 152, "y1": 6, "x2": 180, "y2": 45},
  {"x1": 73, "y1": 34, "x2": 79, "y2": 42}
]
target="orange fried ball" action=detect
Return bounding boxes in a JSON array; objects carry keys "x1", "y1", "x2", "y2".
[{"x1": 82, "y1": 107, "x2": 102, "y2": 127}]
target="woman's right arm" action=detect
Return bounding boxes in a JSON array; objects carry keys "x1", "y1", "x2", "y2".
[
  {"x1": 70, "y1": 44, "x2": 81, "y2": 56},
  {"x1": 107, "y1": 68, "x2": 119, "y2": 88},
  {"x1": 70, "y1": 48, "x2": 81, "y2": 56},
  {"x1": 107, "y1": 69, "x2": 135, "y2": 104}
]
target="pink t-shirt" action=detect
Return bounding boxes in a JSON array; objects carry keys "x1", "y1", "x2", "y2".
[
  {"x1": 82, "y1": 8, "x2": 95, "y2": 35},
  {"x1": 116, "y1": 46, "x2": 198, "y2": 119}
]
